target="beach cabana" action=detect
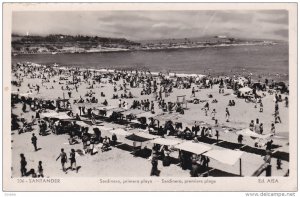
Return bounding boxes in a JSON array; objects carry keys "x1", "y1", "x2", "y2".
[
  {"x1": 174, "y1": 141, "x2": 212, "y2": 155},
  {"x1": 203, "y1": 149, "x2": 244, "y2": 176},
  {"x1": 41, "y1": 111, "x2": 73, "y2": 120},
  {"x1": 109, "y1": 128, "x2": 131, "y2": 136},
  {"x1": 75, "y1": 121, "x2": 90, "y2": 127},
  {"x1": 125, "y1": 132, "x2": 158, "y2": 142},
  {"x1": 150, "y1": 138, "x2": 181, "y2": 146},
  {"x1": 238, "y1": 86, "x2": 253, "y2": 97}
]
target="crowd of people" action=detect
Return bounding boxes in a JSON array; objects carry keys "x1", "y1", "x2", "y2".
[{"x1": 11, "y1": 62, "x2": 289, "y2": 177}]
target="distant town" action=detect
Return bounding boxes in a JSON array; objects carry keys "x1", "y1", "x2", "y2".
[{"x1": 12, "y1": 34, "x2": 277, "y2": 55}]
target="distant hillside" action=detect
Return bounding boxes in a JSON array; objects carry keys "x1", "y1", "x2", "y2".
[{"x1": 11, "y1": 34, "x2": 277, "y2": 55}]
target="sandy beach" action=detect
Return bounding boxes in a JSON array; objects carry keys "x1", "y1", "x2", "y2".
[{"x1": 10, "y1": 63, "x2": 289, "y2": 178}]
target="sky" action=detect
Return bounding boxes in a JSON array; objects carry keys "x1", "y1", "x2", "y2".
[{"x1": 12, "y1": 10, "x2": 288, "y2": 41}]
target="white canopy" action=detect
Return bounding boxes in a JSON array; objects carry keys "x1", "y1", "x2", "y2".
[
  {"x1": 175, "y1": 141, "x2": 212, "y2": 155},
  {"x1": 41, "y1": 112, "x2": 73, "y2": 120},
  {"x1": 203, "y1": 149, "x2": 244, "y2": 166},
  {"x1": 19, "y1": 92, "x2": 33, "y2": 97},
  {"x1": 109, "y1": 128, "x2": 131, "y2": 136},
  {"x1": 134, "y1": 132, "x2": 159, "y2": 140},
  {"x1": 238, "y1": 87, "x2": 252, "y2": 93},
  {"x1": 236, "y1": 128, "x2": 272, "y2": 139},
  {"x1": 76, "y1": 121, "x2": 90, "y2": 127},
  {"x1": 96, "y1": 126, "x2": 113, "y2": 131},
  {"x1": 150, "y1": 138, "x2": 181, "y2": 146},
  {"x1": 97, "y1": 106, "x2": 117, "y2": 111},
  {"x1": 41, "y1": 112, "x2": 57, "y2": 118}
]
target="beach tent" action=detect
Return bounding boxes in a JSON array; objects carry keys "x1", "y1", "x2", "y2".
[
  {"x1": 150, "y1": 72, "x2": 160, "y2": 76},
  {"x1": 150, "y1": 138, "x2": 181, "y2": 146},
  {"x1": 75, "y1": 121, "x2": 90, "y2": 127},
  {"x1": 174, "y1": 141, "x2": 212, "y2": 155},
  {"x1": 236, "y1": 128, "x2": 272, "y2": 139},
  {"x1": 238, "y1": 87, "x2": 252, "y2": 93},
  {"x1": 169, "y1": 73, "x2": 176, "y2": 78},
  {"x1": 203, "y1": 149, "x2": 244, "y2": 176},
  {"x1": 125, "y1": 132, "x2": 159, "y2": 142},
  {"x1": 19, "y1": 93, "x2": 33, "y2": 97},
  {"x1": 98, "y1": 106, "x2": 118, "y2": 111},
  {"x1": 40, "y1": 111, "x2": 73, "y2": 120},
  {"x1": 109, "y1": 128, "x2": 131, "y2": 136},
  {"x1": 53, "y1": 113, "x2": 73, "y2": 120},
  {"x1": 96, "y1": 126, "x2": 113, "y2": 131},
  {"x1": 203, "y1": 149, "x2": 244, "y2": 166},
  {"x1": 41, "y1": 112, "x2": 58, "y2": 118}
]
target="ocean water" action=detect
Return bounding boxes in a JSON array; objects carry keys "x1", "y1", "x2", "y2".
[{"x1": 12, "y1": 43, "x2": 289, "y2": 81}]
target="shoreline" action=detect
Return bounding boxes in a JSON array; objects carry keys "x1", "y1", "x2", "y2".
[
  {"x1": 15, "y1": 61, "x2": 289, "y2": 83},
  {"x1": 12, "y1": 42, "x2": 277, "y2": 56}
]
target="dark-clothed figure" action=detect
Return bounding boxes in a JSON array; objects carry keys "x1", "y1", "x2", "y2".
[
  {"x1": 31, "y1": 133, "x2": 38, "y2": 151},
  {"x1": 20, "y1": 154, "x2": 27, "y2": 177}
]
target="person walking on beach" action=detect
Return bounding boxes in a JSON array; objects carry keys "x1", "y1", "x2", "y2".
[
  {"x1": 69, "y1": 149, "x2": 77, "y2": 172},
  {"x1": 259, "y1": 123, "x2": 264, "y2": 134},
  {"x1": 56, "y1": 148, "x2": 68, "y2": 173},
  {"x1": 37, "y1": 161, "x2": 44, "y2": 178},
  {"x1": 150, "y1": 101, "x2": 154, "y2": 113},
  {"x1": 22, "y1": 102, "x2": 26, "y2": 113},
  {"x1": 150, "y1": 153, "x2": 159, "y2": 176},
  {"x1": 191, "y1": 87, "x2": 195, "y2": 97},
  {"x1": 225, "y1": 108, "x2": 230, "y2": 122},
  {"x1": 249, "y1": 120, "x2": 254, "y2": 131},
  {"x1": 211, "y1": 109, "x2": 216, "y2": 120},
  {"x1": 36, "y1": 85, "x2": 40, "y2": 93},
  {"x1": 271, "y1": 123, "x2": 276, "y2": 135},
  {"x1": 20, "y1": 154, "x2": 27, "y2": 177},
  {"x1": 31, "y1": 133, "x2": 38, "y2": 151},
  {"x1": 254, "y1": 119, "x2": 260, "y2": 134},
  {"x1": 275, "y1": 110, "x2": 282, "y2": 123}
]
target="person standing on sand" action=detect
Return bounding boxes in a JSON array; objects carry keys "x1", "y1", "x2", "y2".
[
  {"x1": 225, "y1": 108, "x2": 230, "y2": 122},
  {"x1": 31, "y1": 133, "x2": 38, "y2": 151},
  {"x1": 211, "y1": 109, "x2": 216, "y2": 120},
  {"x1": 254, "y1": 119, "x2": 260, "y2": 134},
  {"x1": 259, "y1": 123, "x2": 264, "y2": 134},
  {"x1": 275, "y1": 110, "x2": 282, "y2": 123},
  {"x1": 20, "y1": 154, "x2": 27, "y2": 177},
  {"x1": 36, "y1": 85, "x2": 40, "y2": 93},
  {"x1": 22, "y1": 102, "x2": 26, "y2": 113},
  {"x1": 271, "y1": 123, "x2": 276, "y2": 135},
  {"x1": 56, "y1": 148, "x2": 68, "y2": 173},
  {"x1": 191, "y1": 87, "x2": 195, "y2": 97},
  {"x1": 249, "y1": 120, "x2": 254, "y2": 131},
  {"x1": 69, "y1": 149, "x2": 77, "y2": 172},
  {"x1": 37, "y1": 161, "x2": 44, "y2": 178},
  {"x1": 150, "y1": 153, "x2": 159, "y2": 176}
]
